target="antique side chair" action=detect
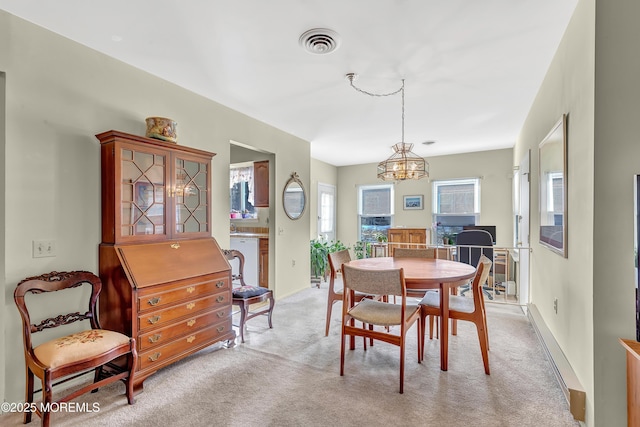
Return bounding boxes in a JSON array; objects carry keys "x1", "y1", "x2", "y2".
[
  {"x1": 14, "y1": 271, "x2": 137, "y2": 427},
  {"x1": 225, "y1": 249, "x2": 275, "y2": 343}
]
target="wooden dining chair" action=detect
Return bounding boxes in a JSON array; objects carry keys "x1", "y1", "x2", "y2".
[
  {"x1": 225, "y1": 249, "x2": 275, "y2": 343},
  {"x1": 340, "y1": 264, "x2": 421, "y2": 393},
  {"x1": 326, "y1": 249, "x2": 380, "y2": 336},
  {"x1": 418, "y1": 255, "x2": 493, "y2": 374},
  {"x1": 14, "y1": 271, "x2": 137, "y2": 427},
  {"x1": 392, "y1": 247, "x2": 436, "y2": 258},
  {"x1": 392, "y1": 247, "x2": 441, "y2": 338},
  {"x1": 327, "y1": 249, "x2": 380, "y2": 348}
]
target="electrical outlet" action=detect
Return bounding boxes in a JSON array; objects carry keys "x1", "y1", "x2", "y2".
[
  {"x1": 33, "y1": 240, "x2": 56, "y2": 258},
  {"x1": 553, "y1": 298, "x2": 558, "y2": 314}
]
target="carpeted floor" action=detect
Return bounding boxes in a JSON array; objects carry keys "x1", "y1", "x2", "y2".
[{"x1": 1, "y1": 284, "x2": 579, "y2": 426}]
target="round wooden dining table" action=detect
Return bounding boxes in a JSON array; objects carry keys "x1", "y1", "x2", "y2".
[{"x1": 346, "y1": 257, "x2": 476, "y2": 371}]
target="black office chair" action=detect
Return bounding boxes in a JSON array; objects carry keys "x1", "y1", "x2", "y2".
[{"x1": 455, "y1": 230, "x2": 496, "y2": 300}]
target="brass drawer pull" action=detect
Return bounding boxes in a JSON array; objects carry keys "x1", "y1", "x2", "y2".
[
  {"x1": 186, "y1": 302, "x2": 196, "y2": 310},
  {"x1": 148, "y1": 297, "x2": 161, "y2": 306},
  {"x1": 148, "y1": 315, "x2": 161, "y2": 324},
  {"x1": 186, "y1": 335, "x2": 196, "y2": 343},
  {"x1": 148, "y1": 352, "x2": 161, "y2": 362},
  {"x1": 170, "y1": 242, "x2": 180, "y2": 249},
  {"x1": 215, "y1": 281, "x2": 224, "y2": 288},
  {"x1": 217, "y1": 326, "x2": 225, "y2": 333},
  {"x1": 148, "y1": 334, "x2": 162, "y2": 343},
  {"x1": 186, "y1": 286, "x2": 196, "y2": 294},
  {"x1": 187, "y1": 319, "x2": 196, "y2": 327},
  {"x1": 217, "y1": 311, "x2": 225, "y2": 318},
  {"x1": 216, "y1": 295, "x2": 224, "y2": 303}
]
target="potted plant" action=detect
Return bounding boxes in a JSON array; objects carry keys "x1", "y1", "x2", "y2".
[
  {"x1": 310, "y1": 239, "x2": 349, "y2": 284},
  {"x1": 376, "y1": 233, "x2": 388, "y2": 243},
  {"x1": 442, "y1": 232, "x2": 454, "y2": 245},
  {"x1": 353, "y1": 241, "x2": 371, "y2": 259}
]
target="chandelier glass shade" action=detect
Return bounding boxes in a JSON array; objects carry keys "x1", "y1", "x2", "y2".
[
  {"x1": 346, "y1": 73, "x2": 429, "y2": 181},
  {"x1": 377, "y1": 142, "x2": 428, "y2": 181}
]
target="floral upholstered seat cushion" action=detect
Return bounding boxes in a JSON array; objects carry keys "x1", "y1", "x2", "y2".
[
  {"x1": 33, "y1": 329, "x2": 130, "y2": 369},
  {"x1": 232, "y1": 285, "x2": 269, "y2": 299}
]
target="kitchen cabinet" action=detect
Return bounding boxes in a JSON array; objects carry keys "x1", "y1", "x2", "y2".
[
  {"x1": 254, "y1": 160, "x2": 269, "y2": 207},
  {"x1": 259, "y1": 238, "x2": 269, "y2": 288}
]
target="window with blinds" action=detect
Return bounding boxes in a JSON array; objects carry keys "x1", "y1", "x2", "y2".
[
  {"x1": 433, "y1": 178, "x2": 480, "y2": 215},
  {"x1": 358, "y1": 184, "x2": 394, "y2": 242}
]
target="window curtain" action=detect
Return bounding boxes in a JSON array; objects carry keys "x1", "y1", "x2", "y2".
[{"x1": 230, "y1": 166, "x2": 254, "y2": 205}]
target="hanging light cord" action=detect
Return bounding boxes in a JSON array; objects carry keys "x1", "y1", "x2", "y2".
[{"x1": 346, "y1": 73, "x2": 405, "y2": 143}]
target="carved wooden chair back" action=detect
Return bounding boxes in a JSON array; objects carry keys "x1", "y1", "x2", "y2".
[
  {"x1": 224, "y1": 249, "x2": 275, "y2": 343},
  {"x1": 14, "y1": 271, "x2": 136, "y2": 427}
]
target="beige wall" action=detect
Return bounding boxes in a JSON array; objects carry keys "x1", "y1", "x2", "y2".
[
  {"x1": 336, "y1": 148, "x2": 514, "y2": 249},
  {"x1": 0, "y1": 11, "x2": 310, "y2": 403},
  {"x1": 0, "y1": 71, "x2": 5, "y2": 404},
  {"x1": 516, "y1": 0, "x2": 596, "y2": 421},
  {"x1": 310, "y1": 158, "x2": 338, "y2": 240},
  {"x1": 592, "y1": 0, "x2": 640, "y2": 425},
  {"x1": 515, "y1": 0, "x2": 639, "y2": 424}
]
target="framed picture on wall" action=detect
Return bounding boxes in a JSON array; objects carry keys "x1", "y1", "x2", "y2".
[{"x1": 403, "y1": 195, "x2": 423, "y2": 210}]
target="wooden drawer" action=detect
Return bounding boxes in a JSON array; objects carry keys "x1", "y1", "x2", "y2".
[
  {"x1": 138, "y1": 306, "x2": 230, "y2": 351},
  {"x1": 138, "y1": 292, "x2": 230, "y2": 332},
  {"x1": 139, "y1": 320, "x2": 232, "y2": 371},
  {"x1": 137, "y1": 276, "x2": 229, "y2": 312}
]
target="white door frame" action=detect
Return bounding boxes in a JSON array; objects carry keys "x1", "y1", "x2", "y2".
[
  {"x1": 317, "y1": 182, "x2": 336, "y2": 242},
  {"x1": 516, "y1": 150, "x2": 531, "y2": 307}
]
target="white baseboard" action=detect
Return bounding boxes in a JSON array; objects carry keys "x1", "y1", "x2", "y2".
[{"x1": 528, "y1": 303, "x2": 586, "y2": 422}]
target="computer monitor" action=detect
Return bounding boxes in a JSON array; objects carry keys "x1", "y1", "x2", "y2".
[{"x1": 462, "y1": 225, "x2": 497, "y2": 244}]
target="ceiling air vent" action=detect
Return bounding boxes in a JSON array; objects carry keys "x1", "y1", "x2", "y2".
[{"x1": 299, "y1": 28, "x2": 341, "y2": 55}]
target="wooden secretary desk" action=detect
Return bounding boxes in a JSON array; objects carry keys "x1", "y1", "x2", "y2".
[{"x1": 96, "y1": 130, "x2": 235, "y2": 392}]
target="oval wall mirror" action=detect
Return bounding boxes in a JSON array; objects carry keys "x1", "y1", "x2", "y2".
[{"x1": 283, "y1": 172, "x2": 306, "y2": 220}]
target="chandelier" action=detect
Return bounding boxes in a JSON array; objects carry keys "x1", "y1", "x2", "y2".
[{"x1": 346, "y1": 73, "x2": 428, "y2": 181}]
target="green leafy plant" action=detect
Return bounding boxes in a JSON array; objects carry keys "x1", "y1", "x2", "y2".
[
  {"x1": 353, "y1": 241, "x2": 371, "y2": 260},
  {"x1": 310, "y1": 239, "x2": 349, "y2": 281}
]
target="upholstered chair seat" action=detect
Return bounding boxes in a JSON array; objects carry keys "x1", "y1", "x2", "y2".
[{"x1": 34, "y1": 329, "x2": 132, "y2": 369}]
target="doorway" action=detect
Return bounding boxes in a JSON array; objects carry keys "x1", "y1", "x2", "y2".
[
  {"x1": 317, "y1": 183, "x2": 336, "y2": 242},
  {"x1": 515, "y1": 150, "x2": 531, "y2": 307}
]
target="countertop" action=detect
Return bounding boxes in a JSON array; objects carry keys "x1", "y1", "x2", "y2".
[{"x1": 230, "y1": 232, "x2": 269, "y2": 238}]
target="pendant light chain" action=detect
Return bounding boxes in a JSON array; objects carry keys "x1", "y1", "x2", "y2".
[
  {"x1": 401, "y1": 79, "x2": 405, "y2": 144},
  {"x1": 347, "y1": 74, "x2": 406, "y2": 144},
  {"x1": 346, "y1": 73, "x2": 428, "y2": 181}
]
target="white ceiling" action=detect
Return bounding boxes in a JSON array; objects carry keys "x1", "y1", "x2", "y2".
[{"x1": 0, "y1": 0, "x2": 578, "y2": 167}]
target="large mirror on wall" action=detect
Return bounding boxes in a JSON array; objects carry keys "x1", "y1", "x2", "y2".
[
  {"x1": 283, "y1": 172, "x2": 306, "y2": 220},
  {"x1": 539, "y1": 114, "x2": 567, "y2": 257}
]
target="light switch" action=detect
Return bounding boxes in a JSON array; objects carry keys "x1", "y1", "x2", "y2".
[{"x1": 33, "y1": 240, "x2": 56, "y2": 258}]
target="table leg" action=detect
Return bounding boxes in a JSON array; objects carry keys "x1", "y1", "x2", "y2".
[
  {"x1": 451, "y1": 286, "x2": 457, "y2": 336},
  {"x1": 440, "y1": 282, "x2": 449, "y2": 371},
  {"x1": 349, "y1": 289, "x2": 355, "y2": 350}
]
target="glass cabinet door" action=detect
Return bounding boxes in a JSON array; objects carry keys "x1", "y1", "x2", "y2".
[
  {"x1": 174, "y1": 157, "x2": 209, "y2": 235},
  {"x1": 121, "y1": 148, "x2": 167, "y2": 237}
]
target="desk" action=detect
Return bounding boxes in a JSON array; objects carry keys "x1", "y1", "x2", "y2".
[{"x1": 346, "y1": 257, "x2": 476, "y2": 371}]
